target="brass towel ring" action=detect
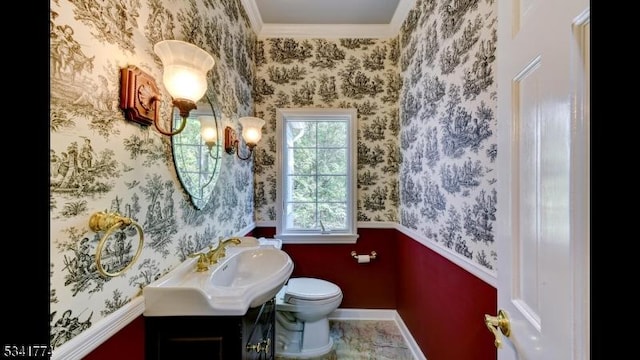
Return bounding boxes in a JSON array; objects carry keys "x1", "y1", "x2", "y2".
[{"x1": 89, "y1": 211, "x2": 144, "y2": 278}]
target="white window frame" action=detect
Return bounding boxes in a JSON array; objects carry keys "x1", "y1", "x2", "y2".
[{"x1": 275, "y1": 108, "x2": 359, "y2": 244}]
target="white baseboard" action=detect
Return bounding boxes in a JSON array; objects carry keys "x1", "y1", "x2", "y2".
[
  {"x1": 329, "y1": 308, "x2": 427, "y2": 360},
  {"x1": 393, "y1": 311, "x2": 427, "y2": 360}
]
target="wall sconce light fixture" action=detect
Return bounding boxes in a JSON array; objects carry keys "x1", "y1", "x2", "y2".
[
  {"x1": 120, "y1": 40, "x2": 214, "y2": 136},
  {"x1": 198, "y1": 115, "x2": 218, "y2": 151},
  {"x1": 224, "y1": 117, "x2": 265, "y2": 160}
]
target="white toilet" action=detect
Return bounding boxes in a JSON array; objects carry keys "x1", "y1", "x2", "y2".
[{"x1": 275, "y1": 277, "x2": 343, "y2": 358}]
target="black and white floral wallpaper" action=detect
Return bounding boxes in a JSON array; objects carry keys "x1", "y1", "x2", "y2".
[
  {"x1": 50, "y1": 0, "x2": 256, "y2": 349},
  {"x1": 252, "y1": 0, "x2": 497, "y2": 268},
  {"x1": 398, "y1": 0, "x2": 498, "y2": 269},
  {"x1": 49, "y1": 0, "x2": 497, "y2": 351},
  {"x1": 253, "y1": 37, "x2": 402, "y2": 223}
]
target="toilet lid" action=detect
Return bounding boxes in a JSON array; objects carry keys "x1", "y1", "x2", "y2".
[{"x1": 285, "y1": 277, "x2": 342, "y2": 301}]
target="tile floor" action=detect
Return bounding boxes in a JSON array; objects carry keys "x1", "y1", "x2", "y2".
[{"x1": 275, "y1": 319, "x2": 416, "y2": 360}]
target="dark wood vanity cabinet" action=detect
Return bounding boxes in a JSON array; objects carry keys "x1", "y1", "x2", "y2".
[{"x1": 145, "y1": 298, "x2": 276, "y2": 360}]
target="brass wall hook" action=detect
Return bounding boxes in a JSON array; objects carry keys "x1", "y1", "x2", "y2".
[
  {"x1": 89, "y1": 211, "x2": 132, "y2": 232},
  {"x1": 89, "y1": 211, "x2": 144, "y2": 278}
]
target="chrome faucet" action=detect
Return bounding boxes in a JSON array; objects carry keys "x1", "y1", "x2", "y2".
[{"x1": 206, "y1": 237, "x2": 241, "y2": 264}]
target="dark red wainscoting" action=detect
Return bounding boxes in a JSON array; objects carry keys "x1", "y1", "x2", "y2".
[
  {"x1": 83, "y1": 315, "x2": 145, "y2": 360},
  {"x1": 395, "y1": 231, "x2": 497, "y2": 360},
  {"x1": 83, "y1": 228, "x2": 496, "y2": 360},
  {"x1": 276, "y1": 227, "x2": 398, "y2": 309}
]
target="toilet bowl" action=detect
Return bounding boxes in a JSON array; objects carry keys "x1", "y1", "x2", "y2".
[{"x1": 275, "y1": 277, "x2": 343, "y2": 358}]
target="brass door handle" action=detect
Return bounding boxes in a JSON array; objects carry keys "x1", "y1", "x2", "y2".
[{"x1": 484, "y1": 309, "x2": 511, "y2": 348}]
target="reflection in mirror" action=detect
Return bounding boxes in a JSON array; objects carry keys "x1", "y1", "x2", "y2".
[{"x1": 171, "y1": 93, "x2": 223, "y2": 209}]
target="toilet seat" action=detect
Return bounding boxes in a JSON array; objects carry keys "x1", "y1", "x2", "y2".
[{"x1": 284, "y1": 278, "x2": 342, "y2": 304}]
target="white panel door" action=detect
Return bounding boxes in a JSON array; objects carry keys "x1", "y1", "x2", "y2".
[{"x1": 493, "y1": 0, "x2": 590, "y2": 359}]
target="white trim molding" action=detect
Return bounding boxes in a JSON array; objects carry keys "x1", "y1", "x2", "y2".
[
  {"x1": 254, "y1": 222, "x2": 497, "y2": 287},
  {"x1": 259, "y1": 24, "x2": 397, "y2": 39},
  {"x1": 239, "y1": 0, "x2": 263, "y2": 34},
  {"x1": 51, "y1": 297, "x2": 145, "y2": 360},
  {"x1": 358, "y1": 221, "x2": 397, "y2": 228},
  {"x1": 255, "y1": 220, "x2": 276, "y2": 227},
  {"x1": 241, "y1": 0, "x2": 416, "y2": 39},
  {"x1": 257, "y1": 221, "x2": 397, "y2": 229},
  {"x1": 390, "y1": 0, "x2": 416, "y2": 34},
  {"x1": 394, "y1": 311, "x2": 428, "y2": 360},
  {"x1": 395, "y1": 224, "x2": 497, "y2": 287},
  {"x1": 239, "y1": 221, "x2": 256, "y2": 237}
]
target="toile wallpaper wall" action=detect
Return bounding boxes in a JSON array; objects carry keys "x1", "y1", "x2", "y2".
[
  {"x1": 49, "y1": 0, "x2": 497, "y2": 352},
  {"x1": 49, "y1": 0, "x2": 257, "y2": 350},
  {"x1": 252, "y1": 37, "x2": 402, "y2": 223},
  {"x1": 252, "y1": 0, "x2": 498, "y2": 269},
  {"x1": 397, "y1": 0, "x2": 498, "y2": 269}
]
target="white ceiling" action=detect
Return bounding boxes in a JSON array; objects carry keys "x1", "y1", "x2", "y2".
[{"x1": 240, "y1": 0, "x2": 416, "y2": 38}]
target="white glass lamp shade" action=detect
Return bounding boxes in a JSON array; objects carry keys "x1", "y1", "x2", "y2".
[
  {"x1": 239, "y1": 117, "x2": 265, "y2": 145},
  {"x1": 154, "y1": 40, "x2": 215, "y2": 103},
  {"x1": 198, "y1": 116, "x2": 217, "y2": 148}
]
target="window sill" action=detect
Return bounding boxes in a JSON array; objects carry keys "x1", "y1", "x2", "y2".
[{"x1": 275, "y1": 233, "x2": 359, "y2": 244}]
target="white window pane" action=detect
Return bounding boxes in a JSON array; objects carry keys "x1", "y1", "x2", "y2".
[
  {"x1": 277, "y1": 108, "x2": 358, "y2": 243},
  {"x1": 318, "y1": 176, "x2": 346, "y2": 201},
  {"x1": 286, "y1": 202, "x2": 316, "y2": 229},
  {"x1": 287, "y1": 121, "x2": 316, "y2": 147},
  {"x1": 319, "y1": 203, "x2": 347, "y2": 229},
  {"x1": 292, "y1": 148, "x2": 316, "y2": 174},
  {"x1": 290, "y1": 175, "x2": 316, "y2": 202},
  {"x1": 318, "y1": 148, "x2": 347, "y2": 174},
  {"x1": 318, "y1": 121, "x2": 347, "y2": 147}
]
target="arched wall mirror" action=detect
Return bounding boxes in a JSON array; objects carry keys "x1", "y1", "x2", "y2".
[{"x1": 171, "y1": 93, "x2": 223, "y2": 210}]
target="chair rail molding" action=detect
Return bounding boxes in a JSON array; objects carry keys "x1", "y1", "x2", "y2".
[{"x1": 51, "y1": 297, "x2": 145, "y2": 360}]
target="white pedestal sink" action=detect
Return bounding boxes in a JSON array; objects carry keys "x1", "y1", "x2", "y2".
[{"x1": 143, "y1": 246, "x2": 293, "y2": 316}]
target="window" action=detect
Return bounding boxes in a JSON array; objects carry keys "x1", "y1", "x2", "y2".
[{"x1": 276, "y1": 108, "x2": 359, "y2": 243}]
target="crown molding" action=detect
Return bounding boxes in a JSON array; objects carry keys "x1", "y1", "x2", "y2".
[
  {"x1": 240, "y1": 0, "x2": 263, "y2": 34},
  {"x1": 259, "y1": 23, "x2": 396, "y2": 39},
  {"x1": 242, "y1": 0, "x2": 416, "y2": 38},
  {"x1": 390, "y1": 0, "x2": 415, "y2": 34}
]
